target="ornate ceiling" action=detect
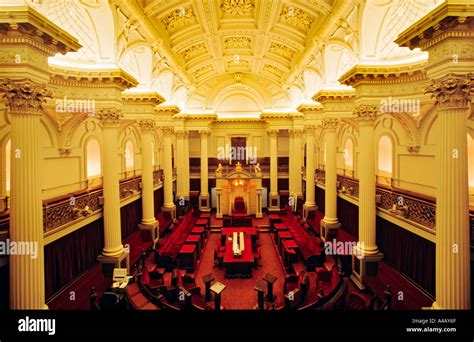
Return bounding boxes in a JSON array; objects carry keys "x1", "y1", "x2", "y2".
[{"x1": 141, "y1": 0, "x2": 334, "y2": 86}]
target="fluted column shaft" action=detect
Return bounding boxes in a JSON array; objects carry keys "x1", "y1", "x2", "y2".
[
  {"x1": 293, "y1": 131, "x2": 303, "y2": 196},
  {"x1": 184, "y1": 132, "x2": 190, "y2": 197},
  {"x1": 162, "y1": 127, "x2": 174, "y2": 208},
  {"x1": 98, "y1": 110, "x2": 124, "y2": 257},
  {"x1": 176, "y1": 131, "x2": 188, "y2": 200},
  {"x1": 289, "y1": 132, "x2": 295, "y2": 195},
  {"x1": 200, "y1": 131, "x2": 209, "y2": 195},
  {"x1": 305, "y1": 129, "x2": 316, "y2": 207},
  {"x1": 322, "y1": 119, "x2": 339, "y2": 224},
  {"x1": 138, "y1": 121, "x2": 156, "y2": 225},
  {"x1": 8, "y1": 83, "x2": 47, "y2": 309},
  {"x1": 269, "y1": 130, "x2": 278, "y2": 195},
  {"x1": 356, "y1": 111, "x2": 378, "y2": 254},
  {"x1": 429, "y1": 76, "x2": 471, "y2": 309}
]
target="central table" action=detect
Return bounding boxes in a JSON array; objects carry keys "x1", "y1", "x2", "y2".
[{"x1": 223, "y1": 236, "x2": 254, "y2": 278}]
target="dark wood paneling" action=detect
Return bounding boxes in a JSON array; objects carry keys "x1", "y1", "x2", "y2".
[
  {"x1": 376, "y1": 217, "x2": 435, "y2": 296},
  {"x1": 337, "y1": 197, "x2": 358, "y2": 239}
]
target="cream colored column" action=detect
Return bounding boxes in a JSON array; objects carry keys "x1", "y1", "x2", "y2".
[
  {"x1": 351, "y1": 105, "x2": 383, "y2": 290},
  {"x1": 138, "y1": 120, "x2": 158, "y2": 242},
  {"x1": 161, "y1": 126, "x2": 176, "y2": 219},
  {"x1": 97, "y1": 109, "x2": 125, "y2": 257},
  {"x1": 288, "y1": 130, "x2": 295, "y2": 197},
  {"x1": 303, "y1": 125, "x2": 317, "y2": 219},
  {"x1": 3, "y1": 80, "x2": 48, "y2": 309},
  {"x1": 321, "y1": 118, "x2": 341, "y2": 240},
  {"x1": 199, "y1": 129, "x2": 211, "y2": 211},
  {"x1": 429, "y1": 76, "x2": 471, "y2": 309},
  {"x1": 268, "y1": 128, "x2": 280, "y2": 211},
  {"x1": 293, "y1": 130, "x2": 303, "y2": 197},
  {"x1": 175, "y1": 130, "x2": 188, "y2": 200},
  {"x1": 183, "y1": 131, "x2": 190, "y2": 199}
]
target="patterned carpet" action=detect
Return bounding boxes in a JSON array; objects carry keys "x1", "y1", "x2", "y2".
[{"x1": 195, "y1": 233, "x2": 286, "y2": 309}]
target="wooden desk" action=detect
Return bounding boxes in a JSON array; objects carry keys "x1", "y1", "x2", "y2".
[
  {"x1": 277, "y1": 231, "x2": 293, "y2": 249},
  {"x1": 190, "y1": 226, "x2": 206, "y2": 244},
  {"x1": 178, "y1": 244, "x2": 197, "y2": 273},
  {"x1": 185, "y1": 234, "x2": 201, "y2": 255},
  {"x1": 223, "y1": 236, "x2": 254, "y2": 278}
]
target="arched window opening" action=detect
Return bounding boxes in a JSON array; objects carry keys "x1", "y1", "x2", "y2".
[
  {"x1": 86, "y1": 138, "x2": 101, "y2": 178},
  {"x1": 125, "y1": 140, "x2": 135, "y2": 171},
  {"x1": 344, "y1": 138, "x2": 354, "y2": 171},
  {"x1": 378, "y1": 135, "x2": 393, "y2": 181}
]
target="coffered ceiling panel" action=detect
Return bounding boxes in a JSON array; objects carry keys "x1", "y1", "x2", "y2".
[{"x1": 143, "y1": 0, "x2": 332, "y2": 85}]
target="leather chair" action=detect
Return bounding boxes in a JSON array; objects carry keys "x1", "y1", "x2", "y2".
[{"x1": 213, "y1": 248, "x2": 224, "y2": 269}]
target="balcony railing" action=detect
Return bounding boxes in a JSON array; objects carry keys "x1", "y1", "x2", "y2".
[{"x1": 316, "y1": 169, "x2": 437, "y2": 231}]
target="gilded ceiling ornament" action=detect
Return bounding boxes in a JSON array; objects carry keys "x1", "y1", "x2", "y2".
[
  {"x1": 263, "y1": 64, "x2": 283, "y2": 77},
  {"x1": 224, "y1": 36, "x2": 251, "y2": 49},
  {"x1": 425, "y1": 74, "x2": 473, "y2": 110},
  {"x1": 181, "y1": 43, "x2": 207, "y2": 61},
  {"x1": 161, "y1": 7, "x2": 195, "y2": 32},
  {"x1": 95, "y1": 108, "x2": 123, "y2": 126},
  {"x1": 280, "y1": 5, "x2": 314, "y2": 31},
  {"x1": 193, "y1": 65, "x2": 213, "y2": 78},
  {"x1": 353, "y1": 104, "x2": 379, "y2": 123},
  {"x1": 269, "y1": 42, "x2": 295, "y2": 59},
  {"x1": 0, "y1": 78, "x2": 51, "y2": 115},
  {"x1": 221, "y1": 0, "x2": 254, "y2": 16}
]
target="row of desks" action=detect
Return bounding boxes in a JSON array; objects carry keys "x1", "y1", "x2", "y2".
[
  {"x1": 269, "y1": 215, "x2": 299, "y2": 267},
  {"x1": 177, "y1": 213, "x2": 211, "y2": 273}
]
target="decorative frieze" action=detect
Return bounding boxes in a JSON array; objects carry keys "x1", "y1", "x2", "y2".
[{"x1": 137, "y1": 119, "x2": 155, "y2": 132}]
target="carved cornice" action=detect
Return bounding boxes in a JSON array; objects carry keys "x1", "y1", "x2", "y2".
[
  {"x1": 0, "y1": 6, "x2": 81, "y2": 55},
  {"x1": 321, "y1": 118, "x2": 340, "y2": 131},
  {"x1": 353, "y1": 104, "x2": 379, "y2": 124},
  {"x1": 155, "y1": 105, "x2": 181, "y2": 115},
  {"x1": 260, "y1": 112, "x2": 298, "y2": 119},
  {"x1": 297, "y1": 103, "x2": 323, "y2": 114},
  {"x1": 313, "y1": 89, "x2": 355, "y2": 103},
  {"x1": 49, "y1": 66, "x2": 138, "y2": 90},
  {"x1": 425, "y1": 74, "x2": 474, "y2": 110},
  {"x1": 0, "y1": 78, "x2": 51, "y2": 115},
  {"x1": 339, "y1": 61, "x2": 427, "y2": 87},
  {"x1": 174, "y1": 113, "x2": 218, "y2": 121},
  {"x1": 137, "y1": 119, "x2": 156, "y2": 132},
  {"x1": 95, "y1": 108, "x2": 123, "y2": 127},
  {"x1": 395, "y1": 1, "x2": 474, "y2": 51},
  {"x1": 122, "y1": 91, "x2": 165, "y2": 105}
]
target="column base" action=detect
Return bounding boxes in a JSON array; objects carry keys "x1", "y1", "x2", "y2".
[
  {"x1": 303, "y1": 203, "x2": 318, "y2": 221},
  {"x1": 138, "y1": 220, "x2": 159, "y2": 246},
  {"x1": 97, "y1": 250, "x2": 130, "y2": 279},
  {"x1": 268, "y1": 193, "x2": 280, "y2": 212},
  {"x1": 162, "y1": 204, "x2": 176, "y2": 222},
  {"x1": 199, "y1": 193, "x2": 211, "y2": 212},
  {"x1": 350, "y1": 250, "x2": 384, "y2": 290},
  {"x1": 320, "y1": 219, "x2": 341, "y2": 242},
  {"x1": 255, "y1": 212, "x2": 263, "y2": 219}
]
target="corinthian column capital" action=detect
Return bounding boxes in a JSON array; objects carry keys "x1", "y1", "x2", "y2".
[
  {"x1": 353, "y1": 104, "x2": 379, "y2": 124},
  {"x1": 137, "y1": 119, "x2": 156, "y2": 133},
  {"x1": 321, "y1": 117, "x2": 339, "y2": 131},
  {"x1": 426, "y1": 74, "x2": 474, "y2": 111},
  {"x1": 96, "y1": 108, "x2": 123, "y2": 127},
  {"x1": 0, "y1": 78, "x2": 51, "y2": 115}
]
